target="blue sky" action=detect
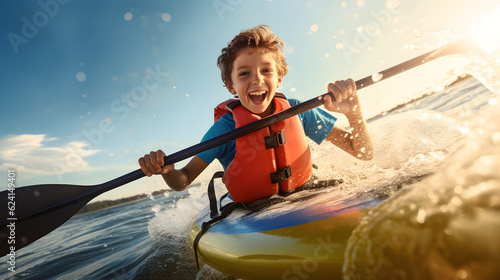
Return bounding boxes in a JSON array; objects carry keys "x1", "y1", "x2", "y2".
[{"x1": 1, "y1": 0, "x2": 498, "y2": 201}]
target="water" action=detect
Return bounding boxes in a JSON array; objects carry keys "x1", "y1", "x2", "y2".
[
  {"x1": 343, "y1": 92, "x2": 500, "y2": 279},
  {"x1": 2, "y1": 76, "x2": 499, "y2": 279}
]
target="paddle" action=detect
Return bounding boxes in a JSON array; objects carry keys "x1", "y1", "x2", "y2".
[{"x1": 0, "y1": 39, "x2": 471, "y2": 256}]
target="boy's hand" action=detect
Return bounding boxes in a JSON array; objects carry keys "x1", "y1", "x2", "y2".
[
  {"x1": 138, "y1": 150, "x2": 175, "y2": 177},
  {"x1": 323, "y1": 78, "x2": 360, "y2": 116}
]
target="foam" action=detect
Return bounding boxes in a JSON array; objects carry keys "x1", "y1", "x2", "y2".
[{"x1": 343, "y1": 102, "x2": 500, "y2": 280}]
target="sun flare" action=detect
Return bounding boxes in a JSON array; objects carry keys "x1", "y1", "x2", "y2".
[{"x1": 469, "y1": 7, "x2": 500, "y2": 53}]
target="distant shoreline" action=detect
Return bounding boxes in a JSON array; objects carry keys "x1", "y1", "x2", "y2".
[
  {"x1": 367, "y1": 74, "x2": 473, "y2": 123},
  {"x1": 76, "y1": 189, "x2": 171, "y2": 215}
]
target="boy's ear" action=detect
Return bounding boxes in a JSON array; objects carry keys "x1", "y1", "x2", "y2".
[
  {"x1": 277, "y1": 76, "x2": 283, "y2": 88},
  {"x1": 226, "y1": 82, "x2": 237, "y2": 95}
]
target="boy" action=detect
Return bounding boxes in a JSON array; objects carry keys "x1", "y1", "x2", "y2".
[{"x1": 138, "y1": 25, "x2": 373, "y2": 203}]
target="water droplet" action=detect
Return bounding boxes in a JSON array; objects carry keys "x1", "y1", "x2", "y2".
[
  {"x1": 414, "y1": 29, "x2": 423, "y2": 38},
  {"x1": 371, "y1": 72, "x2": 383, "y2": 82},
  {"x1": 416, "y1": 208, "x2": 427, "y2": 223},
  {"x1": 124, "y1": 12, "x2": 133, "y2": 21},
  {"x1": 428, "y1": 192, "x2": 439, "y2": 203},
  {"x1": 492, "y1": 132, "x2": 500, "y2": 143},
  {"x1": 161, "y1": 13, "x2": 171, "y2": 22},
  {"x1": 310, "y1": 24, "x2": 319, "y2": 32},
  {"x1": 456, "y1": 269, "x2": 467, "y2": 279},
  {"x1": 385, "y1": 0, "x2": 402, "y2": 10},
  {"x1": 152, "y1": 204, "x2": 161, "y2": 214},
  {"x1": 450, "y1": 196, "x2": 462, "y2": 206},
  {"x1": 336, "y1": 43, "x2": 343, "y2": 49},
  {"x1": 76, "y1": 72, "x2": 86, "y2": 82},
  {"x1": 146, "y1": 193, "x2": 156, "y2": 201},
  {"x1": 439, "y1": 204, "x2": 448, "y2": 213}
]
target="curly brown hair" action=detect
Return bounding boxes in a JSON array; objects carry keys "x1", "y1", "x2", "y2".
[{"x1": 217, "y1": 25, "x2": 288, "y2": 86}]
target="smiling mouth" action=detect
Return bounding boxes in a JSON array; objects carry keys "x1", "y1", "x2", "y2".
[{"x1": 248, "y1": 90, "x2": 267, "y2": 103}]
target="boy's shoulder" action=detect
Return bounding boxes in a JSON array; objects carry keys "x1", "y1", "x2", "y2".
[
  {"x1": 212, "y1": 112, "x2": 236, "y2": 132},
  {"x1": 287, "y1": 98, "x2": 301, "y2": 106}
]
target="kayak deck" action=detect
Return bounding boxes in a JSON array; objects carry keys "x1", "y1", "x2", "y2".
[{"x1": 189, "y1": 188, "x2": 381, "y2": 279}]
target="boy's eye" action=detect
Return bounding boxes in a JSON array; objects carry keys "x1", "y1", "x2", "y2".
[
  {"x1": 263, "y1": 68, "x2": 273, "y2": 73},
  {"x1": 239, "y1": 71, "x2": 250, "y2": 76}
]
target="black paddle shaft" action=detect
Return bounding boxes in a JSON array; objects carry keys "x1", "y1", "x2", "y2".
[{"x1": 0, "y1": 40, "x2": 468, "y2": 256}]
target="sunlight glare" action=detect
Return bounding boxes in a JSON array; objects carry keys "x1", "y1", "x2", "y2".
[{"x1": 469, "y1": 7, "x2": 500, "y2": 53}]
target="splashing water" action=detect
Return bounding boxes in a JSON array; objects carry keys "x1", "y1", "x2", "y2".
[
  {"x1": 343, "y1": 102, "x2": 500, "y2": 280},
  {"x1": 371, "y1": 72, "x2": 384, "y2": 83},
  {"x1": 310, "y1": 108, "x2": 463, "y2": 196},
  {"x1": 145, "y1": 183, "x2": 234, "y2": 279},
  {"x1": 342, "y1": 44, "x2": 500, "y2": 279}
]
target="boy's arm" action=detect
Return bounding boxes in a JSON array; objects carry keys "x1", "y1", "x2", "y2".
[
  {"x1": 323, "y1": 79, "x2": 374, "y2": 161},
  {"x1": 162, "y1": 156, "x2": 210, "y2": 191},
  {"x1": 138, "y1": 150, "x2": 210, "y2": 191},
  {"x1": 324, "y1": 111, "x2": 373, "y2": 160}
]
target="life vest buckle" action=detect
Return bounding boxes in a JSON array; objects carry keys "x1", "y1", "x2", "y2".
[
  {"x1": 270, "y1": 165, "x2": 292, "y2": 184},
  {"x1": 265, "y1": 130, "x2": 286, "y2": 149}
]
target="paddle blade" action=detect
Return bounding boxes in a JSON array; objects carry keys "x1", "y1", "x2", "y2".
[{"x1": 0, "y1": 184, "x2": 96, "y2": 256}]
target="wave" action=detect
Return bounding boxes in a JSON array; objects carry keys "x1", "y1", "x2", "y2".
[
  {"x1": 368, "y1": 74, "x2": 493, "y2": 122},
  {"x1": 343, "y1": 92, "x2": 500, "y2": 279}
]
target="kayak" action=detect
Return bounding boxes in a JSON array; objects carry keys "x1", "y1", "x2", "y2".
[{"x1": 189, "y1": 185, "x2": 384, "y2": 280}]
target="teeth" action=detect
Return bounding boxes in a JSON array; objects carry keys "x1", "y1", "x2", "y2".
[{"x1": 249, "y1": 90, "x2": 267, "y2": 95}]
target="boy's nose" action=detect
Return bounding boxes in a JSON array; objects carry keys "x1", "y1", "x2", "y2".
[{"x1": 252, "y1": 73, "x2": 264, "y2": 85}]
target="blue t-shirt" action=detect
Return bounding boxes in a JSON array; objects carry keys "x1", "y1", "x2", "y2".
[{"x1": 197, "y1": 99, "x2": 337, "y2": 169}]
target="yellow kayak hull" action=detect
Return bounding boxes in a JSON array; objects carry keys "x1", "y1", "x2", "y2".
[{"x1": 189, "y1": 190, "x2": 380, "y2": 280}]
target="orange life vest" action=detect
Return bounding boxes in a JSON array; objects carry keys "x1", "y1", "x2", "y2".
[{"x1": 214, "y1": 93, "x2": 312, "y2": 203}]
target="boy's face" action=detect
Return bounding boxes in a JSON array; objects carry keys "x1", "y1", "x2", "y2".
[{"x1": 226, "y1": 48, "x2": 283, "y2": 117}]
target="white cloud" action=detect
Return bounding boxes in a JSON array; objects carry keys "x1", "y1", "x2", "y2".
[{"x1": 0, "y1": 134, "x2": 100, "y2": 178}]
